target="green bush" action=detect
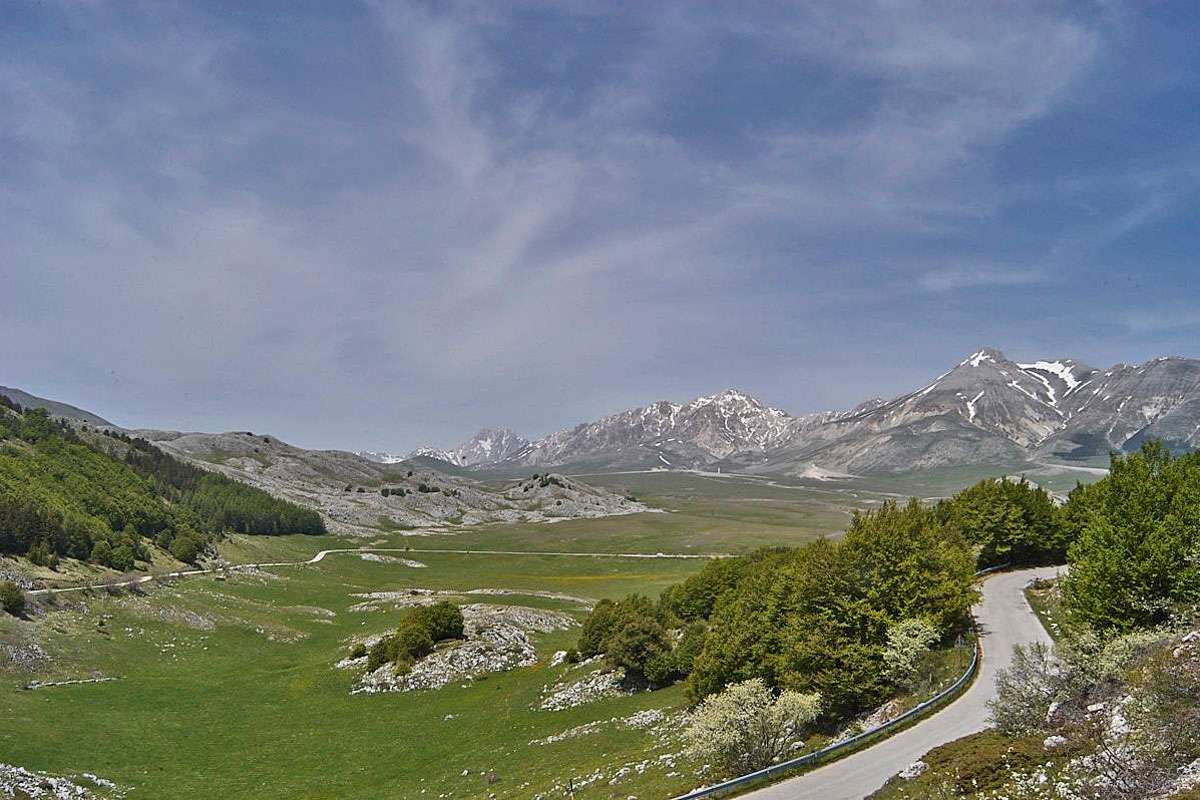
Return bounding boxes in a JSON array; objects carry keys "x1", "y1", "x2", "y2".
[
  {"x1": 367, "y1": 602, "x2": 465, "y2": 672},
  {"x1": 0, "y1": 580, "x2": 24, "y2": 616}
]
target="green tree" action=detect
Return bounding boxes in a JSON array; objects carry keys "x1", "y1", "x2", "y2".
[
  {"x1": 110, "y1": 544, "x2": 136, "y2": 572},
  {"x1": 90, "y1": 539, "x2": 113, "y2": 567},
  {"x1": 1064, "y1": 442, "x2": 1200, "y2": 631},
  {"x1": 938, "y1": 477, "x2": 1068, "y2": 567},
  {"x1": 0, "y1": 580, "x2": 24, "y2": 616}
]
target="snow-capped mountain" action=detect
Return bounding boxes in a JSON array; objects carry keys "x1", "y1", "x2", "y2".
[
  {"x1": 394, "y1": 349, "x2": 1200, "y2": 476},
  {"x1": 741, "y1": 348, "x2": 1200, "y2": 474},
  {"x1": 509, "y1": 389, "x2": 810, "y2": 470},
  {"x1": 356, "y1": 450, "x2": 409, "y2": 464},
  {"x1": 1036, "y1": 357, "x2": 1200, "y2": 461},
  {"x1": 408, "y1": 428, "x2": 531, "y2": 467}
]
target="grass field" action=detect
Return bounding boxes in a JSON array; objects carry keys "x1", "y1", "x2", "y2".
[
  {"x1": 0, "y1": 474, "x2": 991, "y2": 799},
  {"x1": 3, "y1": 546, "x2": 706, "y2": 799}
]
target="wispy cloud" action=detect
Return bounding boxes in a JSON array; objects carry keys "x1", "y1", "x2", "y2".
[
  {"x1": 3, "y1": 1, "x2": 1198, "y2": 449},
  {"x1": 918, "y1": 266, "x2": 1049, "y2": 293}
]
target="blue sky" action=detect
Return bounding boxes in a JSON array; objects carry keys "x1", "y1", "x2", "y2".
[{"x1": 3, "y1": 1, "x2": 1199, "y2": 451}]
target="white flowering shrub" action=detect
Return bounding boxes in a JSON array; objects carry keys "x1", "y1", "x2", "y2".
[
  {"x1": 884, "y1": 617, "x2": 942, "y2": 685},
  {"x1": 683, "y1": 678, "x2": 821, "y2": 778}
]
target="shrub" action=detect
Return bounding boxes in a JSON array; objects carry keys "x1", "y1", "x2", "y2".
[
  {"x1": 169, "y1": 534, "x2": 203, "y2": 564},
  {"x1": 683, "y1": 678, "x2": 821, "y2": 779},
  {"x1": 883, "y1": 617, "x2": 941, "y2": 687},
  {"x1": 110, "y1": 544, "x2": 136, "y2": 572},
  {"x1": 987, "y1": 642, "x2": 1063, "y2": 736},
  {"x1": 368, "y1": 602, "x2": 465, "y2": 672},
  {"x1": 90, "y1": 539, "x2": 113, "y2": 567},
  {"x1": 349, "y1": 642, "x2": 368, "y2": 660},
  {"x1": 606, "y1": 614, "x2": 670, "y2": 681},
  {"x1": 0, "y1": 581, "x2": 24, "y2": 616}
]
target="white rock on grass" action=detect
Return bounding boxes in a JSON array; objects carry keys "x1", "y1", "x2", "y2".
[
  {"x1": 539, "y1": 668, "x2": 631, "y2": 711},
  {"x1": 0, "y1": 763, "x2": 125, "y2": 798},
  {"x1": 358, "y1": 553, "x2": 427, "y2": 568},
  {"x1": 351, "y1": 604, "x2": 576, "y2": 694},
  {"x1": 899, "y1": 761, "x2": 928, "y2": 780},
  {"x1": 1044, "y1": 735, "x2": 1068, "y2": 750}
]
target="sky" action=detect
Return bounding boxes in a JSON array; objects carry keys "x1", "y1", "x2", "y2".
[{"x1": 3, "y1": 1, "x2": 1200, "y2": 452}]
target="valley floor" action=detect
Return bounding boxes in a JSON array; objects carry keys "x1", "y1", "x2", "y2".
[{"x1": 1, "y1": 473, "x2": 1022, "y2": 799}]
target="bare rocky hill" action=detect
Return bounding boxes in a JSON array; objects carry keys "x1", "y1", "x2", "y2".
[
  {"x1": 0, "y1": 386, "x2": 113, "y2": 427},
  {"x1": 132, "y1": 429, "x2": 646, "y2": 535}
]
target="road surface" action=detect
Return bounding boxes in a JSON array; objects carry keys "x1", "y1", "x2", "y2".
[{"x1": 740, "y1": 565, "x2": 1063, "y2": 800}]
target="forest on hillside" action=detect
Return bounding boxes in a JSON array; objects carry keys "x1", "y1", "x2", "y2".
[{"x1": 0, "y1": 396, "x2": 324, "y2": 570}]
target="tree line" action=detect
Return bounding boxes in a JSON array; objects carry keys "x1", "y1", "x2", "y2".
[
  {"x1": 0, "y1": 402, "x2": 324, "y2": 570},
  {"x1": 572, "y1": 469, "x2": 1092, "y2": 729}
]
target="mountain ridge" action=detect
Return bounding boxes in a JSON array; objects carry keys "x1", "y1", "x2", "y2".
[{"x1": 404, "y1": 349, "x2": 1200, "y2": 475}]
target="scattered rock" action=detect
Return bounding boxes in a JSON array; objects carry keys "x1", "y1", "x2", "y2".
[
  {"x1": 358, "y1": 553, "x2": 427, "y2": 568},
  {"x1": 351, "y1": 604, "x2": 576, "y2": 694},
  {"x1": 539, "y1": 668, "x2": 631, "y2": 711},
  {"x1": 1044, "y1": 735, "x2": 1068, "y2": 750},
  {"x1": 0, "y1": 763, "x2": 125, "y2": 798},
  {"x1": 899, "y1": 761, "x2": 928, "y2": 780},
  {"x1": 23, "y1": 676, "x2": 118, "y2": 690}
]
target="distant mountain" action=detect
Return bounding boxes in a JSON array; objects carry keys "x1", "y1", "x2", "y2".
[
  {"x1": 356, "y1": 450, "x2": 408, "y2": 464},
  {"x1": 509, "y1": 389, "x2": 832, "y2": 470},
  {"x1": 400, "y1": 428, "x2": 532, "y2": 468},
  {"x1": 1036, "y1": 356, "x2": 1200, "y2": 461},
  {"x1": 0, "y1": 385, "x2": 114, "y2": 427},
  {"x1": 739, "y1": 349, "x2": 1200, "y2": 474},
  {"x1": 403, "y1": 389, "x2": 831, "y2": 472},
  {"x1": 416, "y1": 349, "x2": 1200, "y2": 475}
]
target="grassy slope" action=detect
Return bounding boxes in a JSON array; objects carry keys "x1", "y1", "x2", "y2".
[
  {"x1": 0, "y1": 476, "x2": 969, "y2": 799},
  {"x1": 3, "y1": 548, "x2": 702, "y2": 799}
]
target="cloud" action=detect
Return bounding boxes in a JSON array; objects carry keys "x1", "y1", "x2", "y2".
[
  {"x1": 5, "y1": 1, "x2": 1196, "y2": 450},
  {"x1": 917, "y1": 266, "x2": 1049, "y2": 293}
]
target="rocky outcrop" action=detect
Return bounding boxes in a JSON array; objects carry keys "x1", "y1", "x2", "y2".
[
  {"x1": 349, "y1": 604, "x2": 576, "y2": 693},
  {"x1": 131, "y1": 430, "x2": 647, "y2": 535}
]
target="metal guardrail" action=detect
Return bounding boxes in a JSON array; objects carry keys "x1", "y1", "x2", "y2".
[{"x1": 670, "y1": 564, "x2": 1006, "y2": 800}]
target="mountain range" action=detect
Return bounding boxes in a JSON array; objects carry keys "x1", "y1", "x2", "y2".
[{"x1": 406, "y1": 349, "x2": 1200, "y2": 476}]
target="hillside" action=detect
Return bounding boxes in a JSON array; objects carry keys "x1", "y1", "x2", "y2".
[
  {"x1": 0, "y1": 386, "x2": 113, "y2": 427},
  {"x1": 0, "y1": 397, "x2": 324, "y2": 570},
  {"x1": 136, "y1": 430, "x2": 647, "y2": 535}
]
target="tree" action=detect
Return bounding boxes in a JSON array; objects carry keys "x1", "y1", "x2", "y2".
[
  {"x1": 0, "y1": 580, "x2": 24, "y2": 616},
  {"x1": 110, "y1": 544, "x2": 136, "y2": 572},
  {"x1": 90, "y1": 539, "x2": 113, "y2": 567},
  {"x1": 938, "y1": 477, "x2": 1069, "y2": 568},
  {"x1": 689, "y1": 501, "x2": 975, "y2": 717},
  {"x1": 683, "y1": 678, "x2": 821, "y2": 779},
  {"x1": 1064, "y1": 442, "x2": 1200, "y2": 631}
]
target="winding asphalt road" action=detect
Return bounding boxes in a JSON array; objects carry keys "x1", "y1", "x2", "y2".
[{"x1": 740, "y1": 565, "x2": 1063, "y2": 800}]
